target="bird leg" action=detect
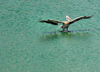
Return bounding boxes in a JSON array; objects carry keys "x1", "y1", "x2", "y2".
[
  {"x1": 63, "y1": 28, "x2": 65, "y2": 32},
  {"x1": 62, "y1": 28, "x2": 69, "y2": 32},
  {"x1": 66, "y1": 28, "x2": 68, "y2": 32},
  {"x1": 65, "y1": 28, "x2": 69, "y2": 32},
  {"x1": 66, "y1": 28, "x2": 71, "y2": 32},
  {"x1": 60, "y1": 25, "x2": 65, "y2": 32},
  {"x1": 61, "y1": 26, "x2": 69, "y2": 32}
]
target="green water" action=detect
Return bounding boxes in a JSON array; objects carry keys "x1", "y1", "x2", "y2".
[{"x1": 0, "y1": 0, "x2": 100, "y2": 72}]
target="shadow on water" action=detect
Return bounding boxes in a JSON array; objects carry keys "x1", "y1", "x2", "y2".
[
  {"x1": 40, "y1": 29, "x2": 95, "y2": 41},
  {"x1": 43, "y1": 29, "x2": 95, "y2": 34}
]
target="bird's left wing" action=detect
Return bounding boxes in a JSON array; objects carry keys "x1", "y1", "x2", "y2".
[
  {"x1": 39, "y1": 19, "x2": 64, "y2": 25},
  {"x1": 69, "y1": 15, "x2": 93, "y2": 24}
]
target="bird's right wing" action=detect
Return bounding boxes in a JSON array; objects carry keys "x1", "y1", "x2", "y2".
[
  {"x1": 39, "y1": 19, "x2": 64, "y2": 25},
  {"x1": 69, "y1": 15, "x2": 93, "y2": 24}
]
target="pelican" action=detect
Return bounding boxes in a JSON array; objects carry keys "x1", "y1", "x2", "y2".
[{"x1": 39, "y1": 15, "x2": 93, "y2": 32}]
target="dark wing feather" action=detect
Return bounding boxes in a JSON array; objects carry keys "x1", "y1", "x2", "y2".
[
  {"x1": 39, "y1": 19, "x2": 64, "y2": 25},
  {"x1": 69, "y1": 15, "x2": 93, "y2": 24}
]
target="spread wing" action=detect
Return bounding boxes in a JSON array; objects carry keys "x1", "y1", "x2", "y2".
[
  {"x1": 39, "y1": 19, "x2": 64, "y2": 25},
  {"x1": 69, "y1": 15, "x2": 93, "y2": 24}
]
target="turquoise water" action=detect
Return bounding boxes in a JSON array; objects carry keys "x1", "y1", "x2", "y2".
[{"x1": 0, "y1": 0, "x2": 100, "y2": 72}]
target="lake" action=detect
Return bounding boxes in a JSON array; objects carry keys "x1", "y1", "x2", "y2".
[{"x1": 0, "y1": 0, "x2": 100, "y2": 72}]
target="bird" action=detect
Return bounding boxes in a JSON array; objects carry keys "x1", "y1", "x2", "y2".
[{"x1": 39, "y1": 15, "x2": 93, "y2": 32}]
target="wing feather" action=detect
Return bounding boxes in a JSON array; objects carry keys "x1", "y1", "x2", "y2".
[
  {"x1": 69, "y1": 15, "x2": 93, "y2": 24},
  {"x1": 39, "y1": 19, "x2": 64, "y2": 25}
]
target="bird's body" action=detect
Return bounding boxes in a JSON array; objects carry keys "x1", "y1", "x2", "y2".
[{"x1": 39, "y1": 15, "x2": 93, "y2": 32}]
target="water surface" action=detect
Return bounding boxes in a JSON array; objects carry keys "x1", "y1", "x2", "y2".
[{"x1": 0, "y1": 0, "x2": 100, "y2": 72}]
